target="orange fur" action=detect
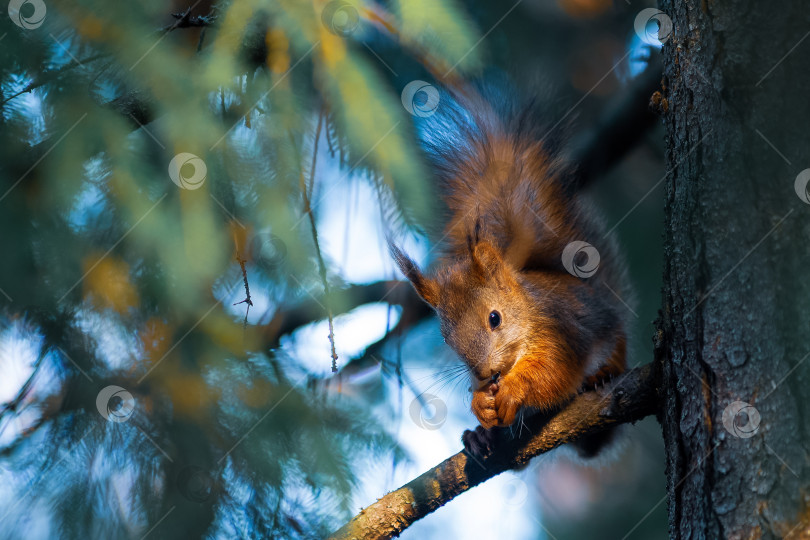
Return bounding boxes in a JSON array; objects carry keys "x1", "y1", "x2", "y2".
[{"x1": 393, "y1": 89, "x2": 630, "y2": 432}]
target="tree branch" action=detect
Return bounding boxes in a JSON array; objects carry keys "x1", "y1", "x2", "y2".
[
  {"x1": 162, "y1": 10, "x2": 217, "y2": 31},
  {"x1": 567, "y1": 56, "x2": 663, "y2": 190},
  {"x1": 0, "y1": 54, "x2": 108, "y2": 107},
  {"x1": 328, "y1": 363, "x2": 659, "y2": 540},
  {"x1": 265, "y1": 280, "x2": 421, "y2": 344}
]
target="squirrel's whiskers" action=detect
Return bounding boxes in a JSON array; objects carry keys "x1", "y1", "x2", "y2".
[{"x1": 391, "y1": 84, "x2": 630, "y2": 458}]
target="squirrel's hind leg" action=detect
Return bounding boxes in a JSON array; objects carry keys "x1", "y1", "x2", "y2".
[
  {"x1": 462, "y1": 425, "x2": 498, "y2": 459},
  {"x1": 573, "y1": 336, "x2": 628, "y2": 458}
]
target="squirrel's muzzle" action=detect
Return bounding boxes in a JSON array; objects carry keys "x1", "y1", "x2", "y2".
[{"x1": 473, "y1": 369, "x2": 500, "y2": 389}]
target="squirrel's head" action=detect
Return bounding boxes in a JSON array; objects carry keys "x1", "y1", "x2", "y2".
[{"x1": 391, "y1": 234, "x2": 540, "y2": 386}]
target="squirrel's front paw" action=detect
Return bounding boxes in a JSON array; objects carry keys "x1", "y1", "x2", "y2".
[
  {"x1": 493, "y1": 392, "x2": 520, "y2": 427},
  {"x1": 493, "y1": 378, "x2": 523, "y2": 427},
  {"x1": 471, "y1": 386, "x2": 498, "y2": 430}
]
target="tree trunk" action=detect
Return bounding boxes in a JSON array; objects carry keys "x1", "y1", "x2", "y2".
[{"x1": 657, "y1": 1, "x2": 810, "y2": 538}]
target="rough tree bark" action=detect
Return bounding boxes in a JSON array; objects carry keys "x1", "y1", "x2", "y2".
[
  {"x1": 328, "y1": 3, "x2": 810, "y2": 537},
  {"x1": 657, "y1": 1, "x2": 810, "y2": 538}
]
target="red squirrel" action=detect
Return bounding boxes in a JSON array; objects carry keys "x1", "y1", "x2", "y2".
[{"x1": 391, "y1": 84, "x2": 630, "y2": 457}]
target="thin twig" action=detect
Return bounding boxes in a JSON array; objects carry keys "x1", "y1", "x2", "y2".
[
  {"x1": 170, "y1": 10, "x2": 216, "y2": 27},
  {"x1": 0, "y1": 350, "x2": 46, "y2": 422},
  {"x1": 197, "y1": 27, "x2": 207, "y2": 52},
  {"x1": 324, "y1": 112, "x2": 336, "y2": 157},
  {"x1": 233, "y1": 232, "x2": 253, "y2": 329},
  {"x1": 363, "y1": 6, "x2": 464, "y2": 90},
  {"x1": 0, "y1": 54, "x2": 107, "y2": 107},
  {"x1": 300, "y1": 110, "x2": 338, "y2": 371},
  {"x1": 158, "y1": 10, "x2": 217, "y2": 34}
]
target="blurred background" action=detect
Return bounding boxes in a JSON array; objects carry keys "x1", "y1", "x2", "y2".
[{"x1": 0, "y1": 0, "x2": 668, "y2": 538}]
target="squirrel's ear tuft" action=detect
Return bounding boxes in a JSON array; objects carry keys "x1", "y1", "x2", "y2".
[
  {"x1": 389, "y1": 243, "x2": 440, "y2": 308},
  {"x1": 503, "y1": 213, "x2": 534, "y2": 271},
  {"x1": 470, "y1": 241, "x2": 505, "y2": 279}
]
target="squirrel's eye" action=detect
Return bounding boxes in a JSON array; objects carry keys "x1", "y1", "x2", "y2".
[{"x1": 488, "y1": 310, "x2": 501, "y2": 329}]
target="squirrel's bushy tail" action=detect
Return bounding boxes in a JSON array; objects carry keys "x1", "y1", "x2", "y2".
[{"x1": 416, "y1": 82, "x2": 587, "y2": 273}]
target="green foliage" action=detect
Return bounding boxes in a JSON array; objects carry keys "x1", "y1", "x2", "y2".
[{"x1": 0, "y1": 0, "x2": 479, "y2": 537}]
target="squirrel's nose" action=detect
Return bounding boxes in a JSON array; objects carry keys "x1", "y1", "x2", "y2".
[{"x1": 473, "y1": 368, "x2": 493, "y2": 384}]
